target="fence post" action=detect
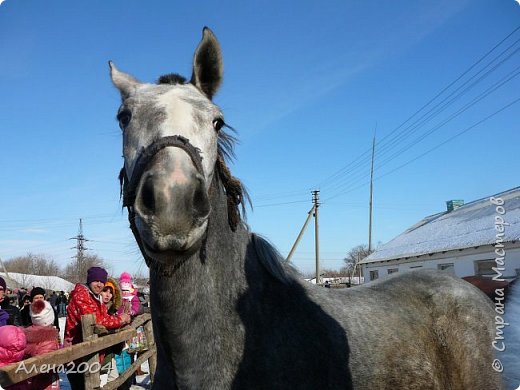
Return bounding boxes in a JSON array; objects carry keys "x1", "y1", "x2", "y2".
[
  {"x1": 144, "y1": 319, "x2": 157, "y2": 382},
  {"x1": 81, "y1": 314, "x2": 100, "y2": 390}
]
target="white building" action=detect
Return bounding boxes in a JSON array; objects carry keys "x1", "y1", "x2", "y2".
[
  {"x1": 0, "y1": 272, "x2": 74, "y2": 292},
  {"x1": 360, "y1": 187, "x2": 520, "y2": 283}
]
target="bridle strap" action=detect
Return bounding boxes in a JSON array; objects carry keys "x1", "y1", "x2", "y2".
[
  {"x1": 119, "y1": 135, "x2": 205, "y2": 267},
  {"x1": 122, "y1": 135, "x2": 204, "y2": 207}
]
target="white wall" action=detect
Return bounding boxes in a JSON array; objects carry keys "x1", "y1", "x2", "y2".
[{"x1": 362, "y1": 244, "x2": 520, "y2": 282}]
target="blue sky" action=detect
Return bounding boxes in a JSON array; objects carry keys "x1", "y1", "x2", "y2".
[{"x1": 1, "y1": 0, "x2": 519, "y2": 278}]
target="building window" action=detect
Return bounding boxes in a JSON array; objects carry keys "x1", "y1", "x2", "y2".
[
  {"x1": 369, "y1": 270, "x2": 379, "y2": 281},
  {"x1": 438, "y1": 263, "x2": 455, "y2": 275},
  {"x1": 387, "y1": 268, "x2": 399, "y2": 274},
  {"x1": 475, "y1": 260, "x2": 495, "y2": 276},
  {"x1": 409, "y1": 265, "x2": 423, "y2": 269}
]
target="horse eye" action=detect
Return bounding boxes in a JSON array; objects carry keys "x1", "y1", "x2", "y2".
[
  {"x1": 213, "y1": 118, "x2": 224, "y2": 132},
  {"x1": 117, "y1": 110, "x2": 132, "y2": 130}
]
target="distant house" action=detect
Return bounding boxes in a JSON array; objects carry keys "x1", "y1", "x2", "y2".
[
  {"x1": 305, "y1": 276, "x2": 364, "y2": 286},
  {"x1": 360, "y1": 187, "x2": 520, "y2": 283}
]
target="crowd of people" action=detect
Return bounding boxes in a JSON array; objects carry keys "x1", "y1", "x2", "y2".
[{"x1": 0, "y1": 268, "x2": 149, "y2": 390}]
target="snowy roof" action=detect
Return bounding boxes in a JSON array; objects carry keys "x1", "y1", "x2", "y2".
[
  {"x1": 0, "y1": 272, "x2": 74, "y2": 292},
  {"x1": 361, "y1": 187, "x2": 520, "y2": 264}
]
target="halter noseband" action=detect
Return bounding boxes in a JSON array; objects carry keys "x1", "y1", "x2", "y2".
[
  {"x1": 120, "y1": 135, "x2": 204, "y2": 208},
  {"x1": 119, "y1": 135, "x2": 205, "y2": 269}
]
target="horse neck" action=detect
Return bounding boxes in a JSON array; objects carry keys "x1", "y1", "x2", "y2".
[
  {"x1": 150, "y1": 174, "x2": 249, "y2": 290},
  {"x1": 149, "y1": 176, "x2": 250, "y2": 371}
]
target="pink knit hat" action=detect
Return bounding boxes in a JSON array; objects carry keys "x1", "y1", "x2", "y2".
[
  {"x1": 120, "y1": 272, "x2": 135, "y2": 298},
  {"x1": 120, "y1": 272, "x2": 132, "y2": 283}
]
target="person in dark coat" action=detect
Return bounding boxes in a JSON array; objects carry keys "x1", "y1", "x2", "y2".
[
  {"x1": 19, "y1": 295, "x2": 32, "y2": 327},
  {"x1": 48, "y1": 291, "x2": 58, "y2": 312},
  {"x1": 57, "y1": 291, "x2": 68, "y2": 317},
  {"x1": 0, "y1": 278, "x2": 9, "y2": 327},
  {"x1": 0, "y1": 277, "x2": 21, "y2": 326}
]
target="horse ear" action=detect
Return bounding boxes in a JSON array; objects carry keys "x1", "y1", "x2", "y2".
[
  {"x1": 190, "y1": 27, "x2": 223, "y2": 100},
  {"x1": 109, "y1": 61, "x2": 140, "y2": 99}
]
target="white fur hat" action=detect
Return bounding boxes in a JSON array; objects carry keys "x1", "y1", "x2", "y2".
[{"x1": 30, "y1": 300, "x2": 54, "y2": 327}]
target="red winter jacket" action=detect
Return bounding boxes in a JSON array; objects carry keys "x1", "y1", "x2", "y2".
[{"x1": 64, "y1": 284, "x2": 124, "y2": 347}]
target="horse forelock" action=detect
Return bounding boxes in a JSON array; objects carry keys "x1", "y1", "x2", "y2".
[{"x1": 158, "y1": 73, "x2": 188, "y2": 85}]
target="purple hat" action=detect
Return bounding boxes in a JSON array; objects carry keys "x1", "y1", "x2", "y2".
[
  {"x1": 87, "y1": 267, "x2": 108, "y2": 284},
  {"x1": 0, "y1": 277, "x2": 5, "y2": 291}
]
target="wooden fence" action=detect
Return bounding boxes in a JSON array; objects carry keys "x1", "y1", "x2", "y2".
[{"x1": 0, "y1": 313, "x2": 156, "y2": 390}]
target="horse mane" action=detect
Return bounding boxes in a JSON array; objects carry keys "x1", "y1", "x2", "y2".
[
  {"x1": 251, "y1": 233, "x2": 295, "y2": 285},
  {"x1": 210, "y1": 122, "x2": 251, "y2": 232}
]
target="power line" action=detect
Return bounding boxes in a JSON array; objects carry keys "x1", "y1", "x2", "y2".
[
  {"x1": 323, "y1": 95, "x2": 520, "y2": 201},
  {"x1": 320, "y1": 33, "x2": 520, "y2": 198},
  {"x1": 317, "y1": 24, "x2": 520, "y2": 194}
]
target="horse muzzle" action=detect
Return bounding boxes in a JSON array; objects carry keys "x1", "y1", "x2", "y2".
[{"x1": 123, "y1": 136, "x2": 211, "y2": 259}]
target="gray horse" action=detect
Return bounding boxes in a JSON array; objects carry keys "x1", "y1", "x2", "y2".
[{"x1": 110, "y1": 27, "x2": 503, "y2": 389}]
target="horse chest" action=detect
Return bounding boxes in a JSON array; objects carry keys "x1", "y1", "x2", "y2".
[{"x1": 151, "y1": 271, "x2": 247, "y2": 385}]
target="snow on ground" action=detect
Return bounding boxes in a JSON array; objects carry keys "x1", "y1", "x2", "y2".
[
  {"x1": 58, "y1": 364, "x2": 150, "y2": 390},
  {"x1": 58, "y1": 318, "x2": 151, "y2": 389}
]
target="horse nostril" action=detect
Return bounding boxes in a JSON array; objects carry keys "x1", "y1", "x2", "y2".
[
  {"x1": 193, "y1": 176, "x2": 210, "y2": 218},
  {"x1": 140, "y1": 176, "x2": 156, "y2": 214}
]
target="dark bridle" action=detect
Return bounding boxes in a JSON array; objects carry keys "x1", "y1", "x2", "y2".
[
  {"x1": 119, "y1": 135, "x2": 205, "y2": 209},
  {"x1": 118, "y1": 135, "x2": 205, "y2": 268}
]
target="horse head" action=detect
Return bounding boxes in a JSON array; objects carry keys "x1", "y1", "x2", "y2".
[{"x1": 110, "y1": 28, "x2": 236, "y2": 265}]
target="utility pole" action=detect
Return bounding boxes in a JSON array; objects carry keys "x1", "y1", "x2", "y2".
[
  {"x1": 368, "y1": 135, "x2": 376, "y2": 252},
  {"x1": 70, "y1": 219, "x2": 89, "y2": 281},
  {"x1": 312, "y1": 190, "x2": 320, "y2": 285},
  {"x1": 286, "y1": 205, "x2": 316, "y2": 262}
]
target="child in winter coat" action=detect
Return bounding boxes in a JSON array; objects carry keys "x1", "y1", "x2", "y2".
[
  {"x1": 0, "y1": 325, "x2": 29, "y2": 390},
  {"x1": 99, "y1": 278, "x2": 122, "y2": 386},
  {"x1": 100, "y1": 278, "x2": 135, "y2": 390},
  {"x1": 24, "y1": 300, "x2": 60, "y2": 390},
  {"x1": 117, "y1": 272, "x2": 141, "y2": 317}
]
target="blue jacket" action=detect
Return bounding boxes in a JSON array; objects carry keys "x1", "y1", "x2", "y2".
[{"x1": 0, "y1": 309, "x2": 9, "y2": 327}]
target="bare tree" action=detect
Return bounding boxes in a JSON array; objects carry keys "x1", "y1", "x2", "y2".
[
  {"x1": 18, "y1": 273, "x2": 31, "y2": 289},
  {"x1": 4, "y1": 255, "x2": 32, "y2": 273},
  {"x1": 64, "y1": 254, "x2": 107, "y2": 284},
  {"x1": 132, "y1": 269, "x2": 149, "y2": 287},
  {"x1": 5, "y1": 253, "x2": 61, "y2": 276},
  {"x1": 39, "y1": 276, "x2": 56, "y2": 291},
  {"x1": 342, "y1": 244, "x2": 373, "y2": 283}
]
